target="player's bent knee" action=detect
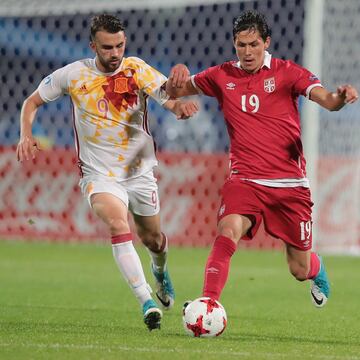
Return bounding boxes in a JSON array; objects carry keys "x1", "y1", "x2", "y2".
[
  {"x1": 139, "y1": 231, "x2": 162, "y2": 251},
  {"x1": 218, "y1": 227, "x2": 238, "y2": 242},
  {"x1": 108, "y1": 218, "x2": 130, "y2": 235},
  {"x1": 218, "y1": 214, "x2": 251, "y2": 242},
  {"x1": 289, "y1": 265, "x2": 308, "y2": 281}
]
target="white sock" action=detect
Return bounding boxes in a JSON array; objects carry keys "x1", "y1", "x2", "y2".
[
  {"x1": 148, "y1": 233, "x2": 168, "y2": 274},
  {"x1": 112, "y1": 240, "x2": 152, "y2": 306}
]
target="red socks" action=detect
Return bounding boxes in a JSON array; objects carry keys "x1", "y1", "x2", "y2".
[
  {"x1": 202, "y1": 235, "x2": 237, "y2": 300},
  {"x1": 307, "y1": 252, "x2": 321, "y2": 279},
  {"x1": 203, "y1": 240, "x2": 319, "y2": 300}
]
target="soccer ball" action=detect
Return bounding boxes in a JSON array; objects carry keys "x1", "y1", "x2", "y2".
[{"x1": 182, "y1": 297, "x2": 227, "y2": 338}]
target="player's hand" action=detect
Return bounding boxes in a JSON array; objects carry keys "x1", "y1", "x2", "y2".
[
  {"x1": 16, "y1": 135, "x2": 41, "y2": 162},
  {"x1": 176, "y1": 101, "x2": 199, "y2": 120},
  {"x1": 169, "y1": 64, "x2": 190, "y2": 88},
  {"x1": 337, "y1": 84, "x2": 359, "y2": 104}
]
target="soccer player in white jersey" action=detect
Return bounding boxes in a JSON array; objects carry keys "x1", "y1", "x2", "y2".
[
  {"x1": 166, "y1": 11, "x2": 358, "y2": 310},
  {"x1": 16, "y1": 14, "x2": 198, "y2": 331}
]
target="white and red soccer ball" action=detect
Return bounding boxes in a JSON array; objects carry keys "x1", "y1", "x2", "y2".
[{"x1": 182, "y1": 297, "x2": 227, "y2": 338}]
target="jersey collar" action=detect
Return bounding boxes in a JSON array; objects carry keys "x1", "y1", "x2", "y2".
[{"x1": 234, "y1": 51, "x2": 272, "y2": 70}]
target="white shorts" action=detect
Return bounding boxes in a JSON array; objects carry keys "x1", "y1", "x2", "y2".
[{"x1": 79, "y1": 170, "x2": 160, "y2": 216}]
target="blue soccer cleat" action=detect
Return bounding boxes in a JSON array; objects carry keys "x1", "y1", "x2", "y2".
[
  {"x1": 143, "y1": 299, "x2": 162, "y2": 331},
  {"x1": 151, "y1": 265, "x2": 175, "y2": 310},
  {"x1": 310, "y1": 256, "x2": 330, "y2": 308}
]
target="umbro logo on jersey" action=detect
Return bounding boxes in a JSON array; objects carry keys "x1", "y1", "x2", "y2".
[
  {"x1": 264, "y1": 77, "x2": 276, "y2": 93},
  {"x1": 226, "y1": 82, "x2": 236, "y2": 90}
]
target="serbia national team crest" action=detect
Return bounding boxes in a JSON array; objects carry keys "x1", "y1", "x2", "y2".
[{"x1": 264, "y1": 77, "x2": 275, "y2": 93}]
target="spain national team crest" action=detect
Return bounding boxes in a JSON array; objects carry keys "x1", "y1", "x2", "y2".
[
  {"x1": 114, "y1": 77, "x2": 128, "y2": 94},
  {"x1": 264, "y1": 77, "x2": 275, "y2": 93}
]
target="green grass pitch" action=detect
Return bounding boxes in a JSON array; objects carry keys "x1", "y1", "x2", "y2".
[{"x1": 1, "y1": 240, "x2": 360, "y2": 360}]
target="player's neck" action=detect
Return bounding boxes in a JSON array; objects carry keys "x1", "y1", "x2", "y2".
[
  {"x1": 94, "y1": 57, "x2": 121, "y2": 74},
  {"x1": 243, "y1": 66, "x2": 262, "y2": 74}
]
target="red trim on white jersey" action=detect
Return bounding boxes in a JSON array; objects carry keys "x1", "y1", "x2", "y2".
[
  {"x1": 142, "y1": 94, "x2": 158, "y2": 153},
  {"x1": 142, "y1": 94, "x2": 151, "y2": 136},
  {"x1": 71, "y1": 100, "x2": 83, "y2": 178}
]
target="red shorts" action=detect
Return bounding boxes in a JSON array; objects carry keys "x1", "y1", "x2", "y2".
[{"x1": 217, "y1": 179, "x2": 314, "y2": 250}]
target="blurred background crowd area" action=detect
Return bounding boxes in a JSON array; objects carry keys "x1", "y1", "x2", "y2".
[{"x1": 0, "y1": 0, "x2": 359, "y2": 253}]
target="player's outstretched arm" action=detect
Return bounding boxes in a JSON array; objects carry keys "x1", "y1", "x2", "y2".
[
  {"x1": 163, "y1": 99, "x2": 199, "y2": 120},
  {"x1": 166, "y1": 64, "x2": 199, "y2": 98},
  {"x1": 310, "y1": 84, "x2": 358, "y2": 111},
  {"x1": 17, "y1": 90, "x2": 45, "y2": 162}
]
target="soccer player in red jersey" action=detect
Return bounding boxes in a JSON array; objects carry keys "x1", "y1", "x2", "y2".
[{"x1": 166, "y1": 10, "x2": 358, "y2": 308}]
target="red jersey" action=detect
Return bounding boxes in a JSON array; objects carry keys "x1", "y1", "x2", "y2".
[{"x1": 193, "y1": 53, "x2": 322, "y2": 180}]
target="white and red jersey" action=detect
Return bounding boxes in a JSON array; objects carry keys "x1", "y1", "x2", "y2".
[
  {"x1": 38, "y1": 56, "x2": 169, "y2": 180},
  {"x1": 192, "y1": 52, "x2": 322, "y2": 187}
]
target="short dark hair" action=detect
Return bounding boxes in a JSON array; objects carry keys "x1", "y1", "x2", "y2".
[
  {"x1": 90, "y1": 14, "x2": 125, "y2": 41},
  {"x1": 233, "y1": 10, "x2": 271, "y2": 41}
]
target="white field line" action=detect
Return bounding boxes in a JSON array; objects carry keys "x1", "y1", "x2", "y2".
[{"x1": 0, "y1": 342, "x2": 359, "y2": 360}]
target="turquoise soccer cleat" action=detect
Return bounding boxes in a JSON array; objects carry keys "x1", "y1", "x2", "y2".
[
  {"x1": 310, "y1": 256, "x2": 330, "y2": 308},
  {"x1": 142, "y1": 299, "x2": 162, "y2": 331},
  {"x1": 151, "y1": 265, "x2": 175, "y2": 310}
]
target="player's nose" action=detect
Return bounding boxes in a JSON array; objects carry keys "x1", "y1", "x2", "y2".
[
  {"x1": 110, "y1": 48, "x2": 121, "y2": 57},
  {"x1": 244, "y1": 45, "x2": 252, "y2": 55}
]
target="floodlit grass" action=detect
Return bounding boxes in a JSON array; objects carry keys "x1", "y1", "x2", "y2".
[{"x1": 1, "y1": 240, "x2": 359, "y2": 360}]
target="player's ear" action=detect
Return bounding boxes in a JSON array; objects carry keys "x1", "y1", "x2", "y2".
[
  {"x1": 232, "y1": 34, "x2": 238, "y2": 49},
  {"x1": 264, "y1": 36, "x2": 271, "y2": 50},
  {"x1": 89, "y1": 41, "x2": 96, "y2": 53}
]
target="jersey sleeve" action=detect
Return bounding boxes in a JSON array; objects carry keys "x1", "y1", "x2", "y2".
[
  {"x1": 193, "y1": 65, "x2": 222, "y2": 98},
  {"x1": 37, "y1": 65, "x2": 71, "y2": 102},
  {"x1": 289, "y1": 61, "x2": 322, "y2": 98},
  {"x1": 131, "y1": 57, "x2": 169, "y2": 105}
]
